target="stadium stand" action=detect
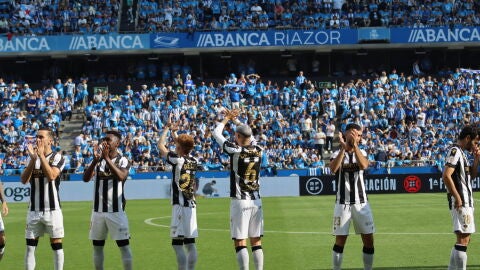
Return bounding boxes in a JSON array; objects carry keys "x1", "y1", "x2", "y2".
[
  {"x1": 1, "y1": 63, "x2": 480, "y2": 176},
  {"x1": 0, "y1": 0, "x2": 478, "y2": 35}
]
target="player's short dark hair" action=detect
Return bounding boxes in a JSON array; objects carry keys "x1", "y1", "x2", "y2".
[
  {"x1": 106, "y1": 130, "x2": 122, "y2": 141},
  {"x1": 458, "y1": 125, "x2": 480, "y2": 140},
  {"x1": 38, "y1": 127, "x2": 54, "y2": 139},
  {"x1": 346, "y1": 123, "x2": 362, "y2": 131}
]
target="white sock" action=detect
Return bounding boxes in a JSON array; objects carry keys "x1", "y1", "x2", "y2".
[
  {"x1": 173, "y1": 244, "x2": 187, "y2": 270},
  {"x1": 25, "y1": 245, "x2": 36, "y2": 270},
  {"x1": 236, "y1": 246, "x2": 249, "y2": 270},
  {"x1": 451, "y1": 244, "x2": 467, "y2": 270},
  {"x1": 119, "y1": 245, "x2": 133, "y2": 270},
  {"x1": 93, "y1": 245, "x2": 104, "y2": 270},
  {"x1": 53, "y1": 248, "x2": 64, "y2": 270},
  {"x1": 185, "y1": 243, "x2": 198, "y2": 270},
  {"x1": 332, "y1": 251, "x2": 343, "y2": 270},
  {"x1": 448, "y1": 247, "x2": 456, "y2": 270},
  {"x1": 252, "y1": 247, "x2": 264, "y2": 270},
  {"x1": 363, "y1": 253, "x2": 374, "y2": 270},
  {"x1": 332, "y1": 245, "x2": 344, "y2": 270}
]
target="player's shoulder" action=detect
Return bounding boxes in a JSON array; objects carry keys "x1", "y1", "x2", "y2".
[{"x1": 447, "y1": 146, "x2": 460, "y2": 156}]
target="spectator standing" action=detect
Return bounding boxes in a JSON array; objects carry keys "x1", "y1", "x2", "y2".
[
  {"x1": 325, "y1": 119, "x2": 336, "y2": 153},
  {"x1": 314, "y1": 127, "x2": 326, "y2": 159}
]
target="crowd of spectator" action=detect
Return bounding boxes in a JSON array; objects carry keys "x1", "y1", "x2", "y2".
[
  {"x1": 0, "y1": 62, "x2": 480, "y2": 176},
  {"x1": 134, "y1": 0, "x2": 480, "y2": 33},
  {"x1": 64, "y1": 65, "x2": 480, "y2": 175},
  {"x1": 0, "y1": 0, "x2": 479, "y2": 36},
  {"x1": 0, "y1": 76, "x2": 89, "y2": 175},
  {"x1": 0, "y1": 0, "x2": 120, "y2": 36}
]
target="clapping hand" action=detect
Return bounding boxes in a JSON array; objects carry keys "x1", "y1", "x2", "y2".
[
  {"x1": 26, "y1": 143, "x2": 37, "y2": 160},
  {"x1": 339, "y1": 132, "x2": 347, "y2": 149},
  {"x1": 93, "y1": 143, "x2": 102, "y2": 161},
  {"x1": 36, "y1": 140, "x2": 45, "y2": 157},
  {"x1": 100, "y1": 142, "x2": 110, "y2": 160}
]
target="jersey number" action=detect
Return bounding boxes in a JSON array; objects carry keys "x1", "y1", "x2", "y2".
[
  {"x1": 180, "y1": 172, "x2": 195, "y2": 200},
  {"x1": 179, "y1": 172, "x2": 192, "y2": 190},
  {"x1": 243, "y1": 162, "x2": 259, "y2": 191},
  {"x1": 244, "y1": 162, "x2": 257, "y2": 182}
]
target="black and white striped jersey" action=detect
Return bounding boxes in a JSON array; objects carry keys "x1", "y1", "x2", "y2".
[
  {"x1": 213, "y1": 123, "x2": 262, "y2": 200},
  {"x1": 332, "y1": 149, "x2": 368, "y2": 204},
  {"x1": 28, "y1": 152, "x2": 65, "y2": 211},
  {"x1": 167, "y1": 152, "x2": 198, "y2": 207},
  {"x1": 445, "y1": 145, "x2": 473, "y2": 209},
  {"x1": 93, "y1": 155, "x2": 130, "y2": 213}
]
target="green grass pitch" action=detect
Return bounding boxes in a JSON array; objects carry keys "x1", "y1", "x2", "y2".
[{"x1": 1, "y1": 193, "x2": 480, "y2": 269}]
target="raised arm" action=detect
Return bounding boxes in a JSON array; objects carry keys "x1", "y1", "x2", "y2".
[
  {"x1": 158, "y1": 125, "x2": 170, "y2": 158},
  {"x1": 213, "y1": 109, "x2": 240, "y2": 145}
]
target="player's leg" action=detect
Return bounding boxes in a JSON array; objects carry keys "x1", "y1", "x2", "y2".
[
  {"x1": 92, "y1": 240, "x2": 105, "y2": 270},
  {"x1": 0, "y1": 213, "x2": 5, "y2": 260},
  {"x1": 448, "y1": 233, "x2": 470, "y2": 270},
  {"x1": 172, "y1": 237, "x2": 187, "y2": 270},
  {"x1": 25, "y1": 238, "x2": 39, "y2": 270},
  {"x1": 116, "y1": 239, "x2": 133, "y2": 270},
  {"x1": 449, "y1": 206, "x2": 474, "y2": 270},
  {"x1": 47, "y1": 210, "x2": 65, "y2": 270},
  {"x1": 25, "y1": 212, "x2": 42, "y2": 270},
  {"x1": 90, "y1": 212, "x2": 108, "y2": 270},
  {"x1": 231, "y1": 200, "x2": 250, "y2": 270},
  {"x1": 234, "y1": 239, "x2": 249, "y2": 270},
  {"x1": 249, "y1": 199, "x2": 264, "y2": 270},
  {"x1": 333, "y1": 235, "x2": 347, "y2": 270},
  {"x1": 50, "y1": 238, "x2": 64, "y2": 270},
  {"x1": 353, "y1": 203, "x2": 375, "y2": 270},
  {"x1": 171, "y1": 205, "x2": 187, "y2": 270},
  {"x1": 250, "y1": 237, "x2": 263, "y2": 270},
  {"x1": 0, "y1": 231, "x2": 4, "y2": 261},
  {"x1": 184, "y1": 238, "x2": 197, "y2": 270},
  {"x1": 360, "y1": 234, "x2": 374, "y2": 270},
  {"x1": 107, "y1": 212, "x2": 132, "y2": 270},
  {"x1": 183, "y1": 206, "x2": 198, "y2": 270},
  {"x1": 332, "y1": 203, "x2": 352, "y2": 270}
]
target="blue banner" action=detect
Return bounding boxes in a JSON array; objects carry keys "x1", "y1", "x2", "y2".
[
  {"x1": 358, "y1": 27, "x2": 390, "y2": 42},
  {"x1": 151, "y1": 29, "x2": 358, "y2": 49},
  {"x1": 390, "y1": 26, "x2": 480, "y2": 43},
  {"x1": 0, "y1": 26, "x2": 478, "y2": 53},
  {"x1": 0, "y1": 33, "x2": 150, "y2": 53}
]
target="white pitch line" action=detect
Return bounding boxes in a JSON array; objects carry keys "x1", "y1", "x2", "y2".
[{"x1": 144, "y1": 217, "x2": 452, "y2": 235}]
